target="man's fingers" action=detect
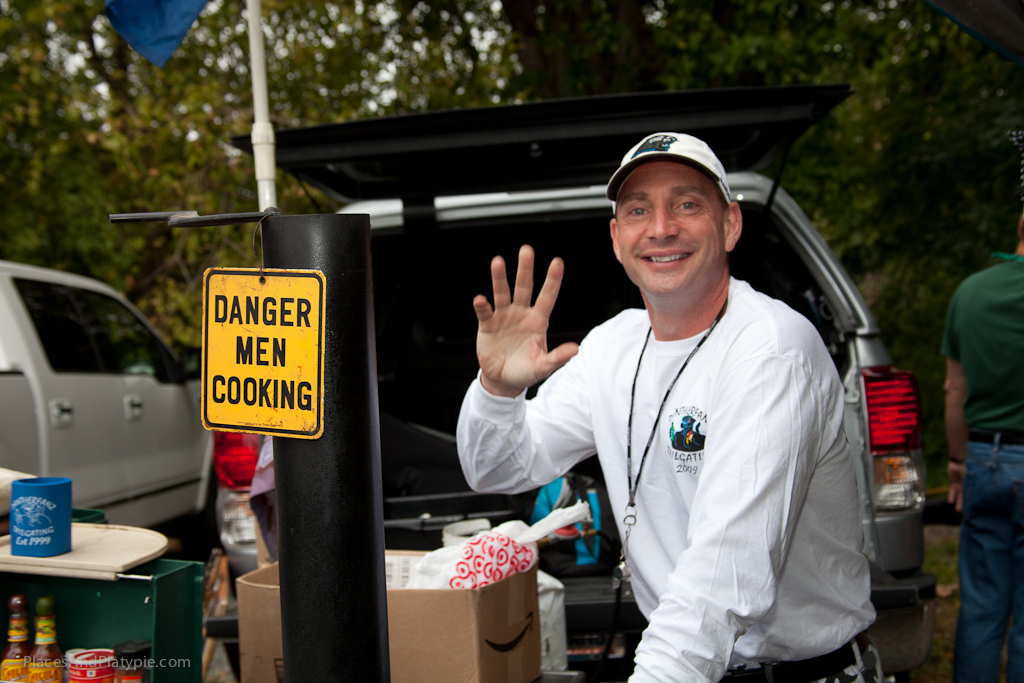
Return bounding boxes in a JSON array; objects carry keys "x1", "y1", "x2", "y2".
[
  {"x1": 540, "y1": 342, "x2": 580, "y2": 376},
  {"x1": 512, "y1": 244, "x2": 536, "y2": 307},
  {"x1": 948, "y1": 483, "x2": 963, "y2": 512},
  {"x1": 491, "y1": 256, "x2": 511, "y2": 309},
  {"x1": 534, "y1": 256, "x2": 565, "y2": 318},
  {"x1": 473, "y1": 294, "x2": 494, "y2": 323}
]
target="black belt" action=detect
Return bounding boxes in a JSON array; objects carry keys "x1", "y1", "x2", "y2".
[
  {"x1": 969, "y1": 429, "x2": 1024, "y2": 446},
  {"x1": 721, "y1": 632, "x2": 869, "y2": 683}
]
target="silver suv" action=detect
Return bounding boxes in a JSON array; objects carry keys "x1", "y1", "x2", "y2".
[{"x1": 236, "y1": 84, "x2": 935, "y2": 679}]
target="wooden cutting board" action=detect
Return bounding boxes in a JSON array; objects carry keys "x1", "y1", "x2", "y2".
[{"x1": 0, "y1": 523, "x2": 169, "y2": 581}]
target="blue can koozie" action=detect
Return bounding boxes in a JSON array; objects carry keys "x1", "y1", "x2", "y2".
[{"x1": 10, "y1": 477, "x2": 72, "y2": 557}]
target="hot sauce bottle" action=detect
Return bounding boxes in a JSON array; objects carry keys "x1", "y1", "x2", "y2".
[
  {"x1": 27, "y1": 596, "x2": 62, "y2": 683},
  {"x1": 112, "y1": 641, "x2": 151, "y2": 683},
  {"x1": 0, "y1": 594, "x2": 30, "y2": 681}
]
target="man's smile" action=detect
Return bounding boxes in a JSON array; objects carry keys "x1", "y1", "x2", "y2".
[{"x1": 645, "y1": 253, "x2": 690, "y2": 263}]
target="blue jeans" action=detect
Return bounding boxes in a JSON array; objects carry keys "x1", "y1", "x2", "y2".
[{"x1": 954, "y1": 437, "x2": 1024, "y2": 683}]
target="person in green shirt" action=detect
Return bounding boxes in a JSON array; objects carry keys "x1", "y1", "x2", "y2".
[{"x1": 942, "y1": 130, "x2": 1024, "y2": 683}]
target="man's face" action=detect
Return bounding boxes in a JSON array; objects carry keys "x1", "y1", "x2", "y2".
[{"x1": 609, "y1": 161, "x2": 741, "y2": 307}]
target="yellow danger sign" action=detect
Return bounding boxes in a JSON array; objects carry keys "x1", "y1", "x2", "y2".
[{"x1": 202, "y1": 268, "x2": 326, "y2": 439}]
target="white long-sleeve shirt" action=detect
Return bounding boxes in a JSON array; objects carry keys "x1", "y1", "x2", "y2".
[{"x1": 457, "y1": 278, "x2": 874, "y2": 683}]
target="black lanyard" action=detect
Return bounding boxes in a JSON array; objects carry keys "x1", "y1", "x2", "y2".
[{"x1": 625, "y1": 299, "x2": 728, "y2": 509}]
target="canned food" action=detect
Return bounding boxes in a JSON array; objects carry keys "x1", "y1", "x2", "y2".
[{"x1": 67, "y1": 648, "x2": 115, "y2": 682}]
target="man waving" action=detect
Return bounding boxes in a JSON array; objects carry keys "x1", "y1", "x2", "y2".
[{"x1": 457, "y1": 133, "x2": 878, "y2": 683}]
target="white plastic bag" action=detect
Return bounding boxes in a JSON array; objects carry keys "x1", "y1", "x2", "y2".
[
  {"x1": 537, "y1": 570, "x2": 568, "y2": 671},
  {"x1": 406, "y1": 500, "x2": 591, "y2": 590}
]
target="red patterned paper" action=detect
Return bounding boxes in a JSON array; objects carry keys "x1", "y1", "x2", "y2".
[{"x1": 449, "y1": 531, "x2": 536, "y2": 589}]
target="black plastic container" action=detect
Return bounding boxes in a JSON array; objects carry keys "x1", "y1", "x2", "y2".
[{"x1": 382, "y1": 491, "x2": 527, "y2": 550}]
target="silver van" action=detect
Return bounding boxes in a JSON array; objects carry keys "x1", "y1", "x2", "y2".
[{"x1": 236, "y1": 85, "x2": 935, "y2": 680}]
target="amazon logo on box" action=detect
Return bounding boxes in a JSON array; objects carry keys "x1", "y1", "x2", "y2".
[{"x1": 384, "y1": 550, "x2": 542, "y2": 683}]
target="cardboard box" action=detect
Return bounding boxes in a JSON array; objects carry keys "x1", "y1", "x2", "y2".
[
  {"x1": 236, "y1": 551, "x2": 541, "y2": 683},
  {"x1": 236, "y1": 562, "x2": 284, "y2": 683}
]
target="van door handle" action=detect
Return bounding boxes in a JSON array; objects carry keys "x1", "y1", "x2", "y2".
[
  {"x1": 48, "y1": 399, "x2": 73, "y2": 428},
  {"x1": 124, "y1": 395, "x2": 144, "y2": 420}
]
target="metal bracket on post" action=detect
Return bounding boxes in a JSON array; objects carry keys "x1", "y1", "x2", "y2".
[{"x1": 109, "y1": 209, "x2": 280, "y2": 228}]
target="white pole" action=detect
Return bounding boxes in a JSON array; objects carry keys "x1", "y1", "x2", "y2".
[{"x1": 246, "y1": 0, "x2": 277, "y2": 211}]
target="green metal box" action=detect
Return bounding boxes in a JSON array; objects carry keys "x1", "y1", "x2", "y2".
[{"x1": 0, "y1": 558, "x2": 203, "y2": 682}]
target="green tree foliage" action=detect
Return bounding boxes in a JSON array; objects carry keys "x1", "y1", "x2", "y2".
[
  {"x1": 2, "y1": 1, "x2": 260, "y2": 342},
  {"x1": 2, "y1": 0, "x2": 405, "y2": 342},
  {"x1": 2, "y1": 0, "x2": 1021, "y2": 480},
  {"x1": 500, "y1": 0, "x2": 663, "y2": 96},
  {"x1": 778, "y1": 4, "x2": 1024, "y2": 482}
]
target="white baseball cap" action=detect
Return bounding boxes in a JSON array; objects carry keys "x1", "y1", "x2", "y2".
[{"x1": 606, "y1": 132, "x2": 731, "y2": 204}]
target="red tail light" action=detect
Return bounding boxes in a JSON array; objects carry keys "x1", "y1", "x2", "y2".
[
  {"x1": 862, "y1": 366, "x2": 922, "y2": 454},
  {"x1": 213, "y1": 431, "x2": 260, "y2": 489}
]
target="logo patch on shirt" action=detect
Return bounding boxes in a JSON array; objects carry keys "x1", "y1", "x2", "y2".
[
  {"x1": 668, "y1": 406, "x2": 707, "y2": 477},
  {"x1": 669, "y1": 408, "x2": 707, "y2": 452}
]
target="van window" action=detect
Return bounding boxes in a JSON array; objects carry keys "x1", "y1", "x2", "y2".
[
  {"x1": 75, "y1": 289, "x2": 168, "y2": 378},
  {"x1": 14, "y1": 279, "x2": 172, "y2": 380},
  {"x1": 14, "y1": 279, "x2": 101, "y2": 373}
]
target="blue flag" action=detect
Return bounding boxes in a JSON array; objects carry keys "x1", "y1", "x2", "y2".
[{"x1": 104, "y1": 0, "x2": 209, "y2": 67}]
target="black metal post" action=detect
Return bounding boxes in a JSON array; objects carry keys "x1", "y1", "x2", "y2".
[{"x1": 262, "y1": 213, "x2": 389, "y2": 682}]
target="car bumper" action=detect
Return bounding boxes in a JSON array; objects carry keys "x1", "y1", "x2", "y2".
[
  {"x1": 561, "y1": 570, "x2": 937, "y2": 676},
  {"x1": 867, "y1": 571, "x2": 937, "y2": 675},
  {"x1": 216, "y1": 489, "x2": 260, "y2": 578},
  {"x1": 222, "y1": 538, "x2": 258, "y2": 579}
]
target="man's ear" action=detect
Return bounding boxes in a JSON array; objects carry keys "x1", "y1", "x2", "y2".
[
  {"x1": 724, "y1": 202, "x2": 743, "y2": 252},
  {"x1": 610, "y1": 217, "x2": 623, "y2": 263}
]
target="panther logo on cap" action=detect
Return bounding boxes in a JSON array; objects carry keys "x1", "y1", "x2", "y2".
[{"x1": 632, "y1": 134, "x2": 677, "y2": 159}]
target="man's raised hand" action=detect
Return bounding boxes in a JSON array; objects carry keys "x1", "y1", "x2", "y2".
[{"x1": 473, "y1": 245, "x2": 579, "y2": 397}]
